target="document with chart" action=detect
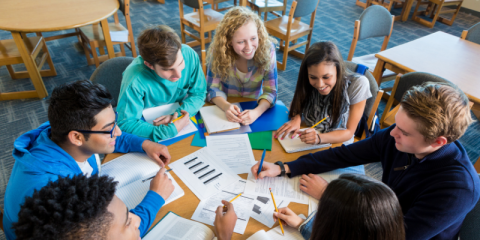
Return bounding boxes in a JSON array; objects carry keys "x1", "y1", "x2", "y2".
[{"x1": 170, "y1": 147, "x2": 241, "y2": 201}]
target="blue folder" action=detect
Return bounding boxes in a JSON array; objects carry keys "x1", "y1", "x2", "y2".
[{"x1": 239, "y1": 100, "x2": 289, "y2": 133}]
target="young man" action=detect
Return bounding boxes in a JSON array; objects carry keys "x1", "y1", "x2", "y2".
[
  {"x1": 3, "y1": 80, "x2": 173, "y2": 239},
  {"x1": 253, "y1": 81, "x2": 480, "y2": 239},
  {"x1": 117, "y1": 25, "x2": 207, "y2": 142},
  {"x1": 13, "y1": 174, "x2": 235, "y2": 240}
]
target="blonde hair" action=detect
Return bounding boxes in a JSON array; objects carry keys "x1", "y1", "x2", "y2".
[
  {"x1": 206, "y1": 7, "x2": 277, "y2": 79},
  {"x1": 400, "y1": 82, "x2": 474, "y2": 143}
]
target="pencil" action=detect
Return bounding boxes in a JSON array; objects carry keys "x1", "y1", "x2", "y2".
[
  {"x1": 270, "y1": 188, "x2": 284, "y2": 235},
  {"x1": 171, "y1": 115, "x2": 184, "y2": 123},
  {"x1": 142, "y1": 169, "x2": 172, "y2": 182},
  {"x1": 257, "y1": 149, "x2": 266, "y2": 177},
  {"x1": 310, "y1": 115, "x2": 329, "y2": 129},
  {"x1": 229, "y1": 193, "x2": 242, "y2": 203}
]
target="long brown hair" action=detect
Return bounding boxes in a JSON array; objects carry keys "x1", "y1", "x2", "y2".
[
  {"x1": 289, "y1": 41, "x2": 348, "y2": 127},
  {"x1": 310, "y1": 174, "x2": 405, "y2": 240}
]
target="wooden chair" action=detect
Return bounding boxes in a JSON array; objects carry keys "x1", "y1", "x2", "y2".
[
  {"x1": 411, "y1": 0, "x2": 463, "y2": 28},
  {"x1": 380, "y1": 72, "x2": 450, "y2": 128},
  {"x1": 348, "y1": 5, "x2": 395, "y2": 81},
  {"x1": 0, "y1": 34, "x2": 56, "y2": 100},
  {"x1": 461, "y1": 22, "x2": 480, "y2": 45},
  {"x1": 248, "y1": 0, "x2": 288, "y2": 21},
  {"x1": 367, "y1": 0, "x2": 405, "y2": 20},
  {"x1": 78, "y1": 0, "x2": 137, "y2": 67},
  {"x1": 265, "y1": 0, "x2": 320, "y2": 71},
  {"x1": 179, "y1": 0, "x2": 224, "y2": 74}
]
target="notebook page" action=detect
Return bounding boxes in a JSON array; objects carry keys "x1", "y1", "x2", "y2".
[
  {"x1": 278, "y1": 129, "x2": 331, "y2": 153},
  {"x1": 200, "y1": 105, "x2": 240, "y2": 134},
  {"x1": 158, "y1": 119, "x2": 197, "y2": 143},
  {"x1": 142, "y1": 212, "x2": 215, "y2": 240},
  {"x1": 246, "y1": 230, "x2": 271, "y2": 240},
  {"x1": 143, "y1": 102, "x2": 180, "y2": 124},
  {"x1": 101, "y1": 153, "x2": 160, "y2": 189}
]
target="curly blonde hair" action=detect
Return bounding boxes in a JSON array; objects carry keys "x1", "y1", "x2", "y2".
[{"x1": 207, "y1": 7, "x2": 277, "y2": 79}]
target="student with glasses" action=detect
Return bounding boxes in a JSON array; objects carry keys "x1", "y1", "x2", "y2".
[{"x1": 3, "y1": 80, "x2": 174, "y2": 240}]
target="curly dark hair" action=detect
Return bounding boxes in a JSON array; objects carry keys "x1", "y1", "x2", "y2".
[{"x1": 13, "y1": 174, "x2": 118, "y2": 240}]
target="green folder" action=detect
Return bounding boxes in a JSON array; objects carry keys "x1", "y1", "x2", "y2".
[{"x1": 248, "y1": 131, "x2": 273, "y2": 151}]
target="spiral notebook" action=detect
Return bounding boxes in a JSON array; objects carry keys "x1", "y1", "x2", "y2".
[{"x1": 278, "y1": 129, "x2": 331, "y2": 153}]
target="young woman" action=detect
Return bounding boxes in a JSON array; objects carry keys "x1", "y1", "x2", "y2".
[
  {"x1": 275, "y1": 41, "x2": 371, "y2": 145},
  {"x1": 206, "y1": 7, "x2": 278, "y2": 126},
  {"x1": 274, "y1": 174, "x2": 405, "y2": 240}
]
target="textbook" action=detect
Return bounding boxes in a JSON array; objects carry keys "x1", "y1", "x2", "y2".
[
  {"x1": 278, "y1": 129, "x2": 331, "y2": 153},
  {"x1": 100, "y1": 153, "x2": 184, "y2": 209},
  {"x1": 199, "y1": 105, "x2": 240, "y2": 134},
  {"x1": 246, "y1": 214, "x2": 306, "y2": 240},
  {"x1": 143, "y1": 211, "x2": 216, "y2": 240}
]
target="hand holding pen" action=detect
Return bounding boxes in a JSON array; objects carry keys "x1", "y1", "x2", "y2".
[{"x1": 148, "y1": 168, "x2": 174, "y2": 200}]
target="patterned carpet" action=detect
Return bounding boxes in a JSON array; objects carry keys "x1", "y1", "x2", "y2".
[{"x1": 0, "y1": 0, "x2": 479, "y2": 237}]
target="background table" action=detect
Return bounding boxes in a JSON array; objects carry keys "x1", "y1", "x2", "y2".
[
  {"x1": 372, "y1": 31, "x2": 480, "y2": 104},
  {"x1": 0, "y1": 0, "x2": 119, "y2": 99},
  {"x1": 104, "y1": 97, "x2": 348, "y2": 239}
]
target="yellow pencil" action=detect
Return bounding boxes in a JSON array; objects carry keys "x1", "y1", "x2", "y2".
[
  {"x1": 270, "y1": 188, "x2": 284, "y2": 235},
  {"x1": 171, "y1": 115, "x2": 184, "y2": 123},
  {"x1": 229, "y1": 193, "x2": 242, "y2": 203},
  {"x1": 310, "y1": 115, "x2": 329, "y2": 129}
]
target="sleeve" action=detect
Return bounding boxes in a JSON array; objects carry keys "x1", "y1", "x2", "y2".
[
  {"x1": 177, "y1": 51, "x2": 207, "y2": 116},
  {"x1": 257, "y1": 45, "x2": 278, "y2": 106},
  {"x1": 130, "y1": 190, "x2": 165, "y2": 237},
  {"x1": 113, "y1": 132, "x2": 146, "y2": 153},
  {"x1": 117, "y1": 82, "x2": 178, "y2": 142},
  {"x1": 348, "y1": 75, "x2": 372, "y2": 105},
  {"x1": 298, "y1": 211, "x2": 317, "y2": 240},
  {"x1": 286, "y1": 125, "x2": 388, "y2": 177},
  {"x1": 206, "y1": 66, "x2": 228, "y2": 102}
]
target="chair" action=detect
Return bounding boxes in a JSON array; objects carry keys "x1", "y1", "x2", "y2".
[
  {"x1": 459, "y1": 174, "x2": 480, "y2": 240},
  {"x1": 265, "y1": 0, "x2": 321, "y2": 71},
  {"x1": 411, "y1": 0, "x2": 463, "y2": 28},
  {"x1": 0, "y1": 34, "x2": 57, "y2": 100},
  {"x1": 345, "y1": 61, "x2": 384, "y2": 140},
  {"x1": 379, "y1": 72, "x2": 449, "y2": 128},
  {"x1": 248, "y1": 0, "x2": 288, "y2": 21},
  {"x1": 348, "y1": 5, "x2": 395, "y2": 80},
  {"x1": 78, "y1": 0, "x2": 137, "y2": 67},
  {"x1": 367, "y1": 0, "x2": 406, "y2": 20},
  {"x1": 179, "y1": 0, "x2": 224, "y2": 75},
  {"x1": 461, "y1": 22, "x2": 480, "y2": 45},
  {"x1": 89, "y1": 57, "x2": 134, "y2": 104}
]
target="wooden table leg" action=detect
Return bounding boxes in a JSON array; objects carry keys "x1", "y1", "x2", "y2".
[
  {"x1": 100, "y1": 18, "x2": 116, "y2": 60},
  {"x1": 372, "y1": 58, "x2": 386, "y2": 87},
  {"x1": 11, "y1": 32, "x2": 48, "y2": 99},
  {"x1": 402, "y1": 0, "x2": 415, "y2": 22}
]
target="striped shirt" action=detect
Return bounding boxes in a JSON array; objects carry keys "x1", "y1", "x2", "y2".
[{"x1": 206, "y1": 44, "x2": 278, "y2": 105}]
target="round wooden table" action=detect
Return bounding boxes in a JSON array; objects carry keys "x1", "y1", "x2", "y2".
[{"x1": 0, "y1": 0, "x2": 119, "y2": 99}]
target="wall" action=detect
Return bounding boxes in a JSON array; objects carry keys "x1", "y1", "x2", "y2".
[{"x1": 463, "y1": 0, "x2": 480, "y2": 12}]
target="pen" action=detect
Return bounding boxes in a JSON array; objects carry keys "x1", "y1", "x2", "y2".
[
  {"x1": 184, "y1": 157, "x2": 197, "y2": 165},
  {"x1": 171, "y1": 115, "x2": 184, "y2": 123},
  {"x1": 257, "y1": 149, "x2": 266, "y2": 178},
  {"x1": 270, "y1": 188, "x2": 284, "y2": 235},
  {"x1": 188, "y1": 162, "x2": 203, "y2": 169},
  {"x1": 193, "y1": 165, "x2": 209, "y2": 174},
  {"x1": 142, "y1": 169, "x2": 172, "y2": 182},
  {"x1": 199, "y1": 169, "x2": 215, "y2": 179},
  {"x1": 204, "y1": 173, "x2": 222, "y2": 184}
]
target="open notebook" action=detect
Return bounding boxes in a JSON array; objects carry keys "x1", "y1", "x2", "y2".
[
  {"x1": 143, "y1": 211, "x2": 215, "y2": 240},
  {"x1": 278, "y1": 129, "x2": 331, "y2": 153},
  {"x1": 247, "y1": 214, "x2": 306, "y2": 240},
  {"x1": 199, "y1": 105, "x2": 240, "y2": 134},
  {"x1": 100, "y1": 153, "x2": 184, "y2": 209}
]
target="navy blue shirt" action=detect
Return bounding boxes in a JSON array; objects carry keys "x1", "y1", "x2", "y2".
[{"x1": 287, "y1": 125, "x2": 480, "y2": 240}]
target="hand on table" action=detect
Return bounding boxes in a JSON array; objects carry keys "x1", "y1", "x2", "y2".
[
  {"x1": 142, "y1": 140, "x2": 171, "y2": 167},
  {"x1": 238, "y1": 109, "x2": 260, "y2": 126},
  {"x1": 251, "y1": 161, "x2": 281, "y2": 180},
  {"x1": 222, "y1": 104, "x2": 242, "y2": 123},
  {"x1": 275, "y1": 116, "x2": 301, "y2": 140},
  {"x1": 299, "y1": 174, "x2": 328, "y2": 200},
  {"x1": 299, "y1": 129, "x2": 321, "y2": 145},
  {"x1": 173, "y1": 110, "x2": 190, "y2": 132},
  {"x1": 273, "y1": 207, "x2": 305, "y2": 229},
  {"x1": 214, "y1": 200, "x2": 237, "y2": 240},
  {"x1": 149, "y1": 168, "x2": 174, "y2": 200}
]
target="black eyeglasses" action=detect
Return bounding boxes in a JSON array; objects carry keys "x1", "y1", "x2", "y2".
[{"x1": 71, "y1": 112, "x2": 118, "y2": 138}]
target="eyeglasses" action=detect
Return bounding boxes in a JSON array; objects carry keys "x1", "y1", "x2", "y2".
[{"x1": 71, "y1": 112, "x2": 118, "y2": 138}]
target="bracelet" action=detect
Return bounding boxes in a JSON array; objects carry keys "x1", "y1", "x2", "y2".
[{"x1": 316, "y1": 133, "x2": 322, "y2": 145}]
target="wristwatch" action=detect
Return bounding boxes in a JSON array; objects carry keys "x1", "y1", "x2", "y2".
[{"x1": 274, "y1": 161, "x2": 286, "y2": 177}]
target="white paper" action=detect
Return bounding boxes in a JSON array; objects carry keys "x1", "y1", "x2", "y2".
[
  {"x1": 142, "y1": 212, "x2": 215, "y2": 240},
  {"x1": 143, "y1": 103, "x2": 180, "y2": 124},
  {"x1": 200, "y1": 105, "x2": 240, "y2": 134},
  {"x1": 157, "y1": 119, "x2": 197, "y2": 143},
  {"x1": 169, "y1": 148, "x2": 242, "y2": 201},
  {"x1": 191, "y1": 180, "x2": 255, "y2": 234},
  {"x1": 244, "y1": 172, "x2": 310, "y2": 204},
  {"x1": 252, "y1": 196, "x2": 290, "y2": 228},
  {"x1": 278, "y1": 129, "x2": 331, "y2": 153},
  {"x1": 206, "y1": 134, "x2": 256, "y2": 174},
  {"x1": 247, "y1": 214, "x2": 306, "y2": 240},
  {"x1": 110, "y1": 30, "x2": 129, "y2": 42},
  {"x1": 100, "y1": 153, "x2": 184, "y2": 208}
]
